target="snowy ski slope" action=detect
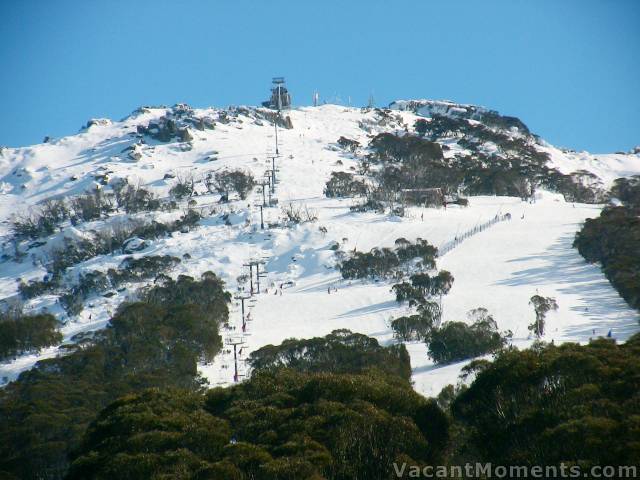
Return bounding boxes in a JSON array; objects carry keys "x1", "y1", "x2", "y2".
[{"x1": 1, "y1": 103, "x2": 639, "y2": 395}]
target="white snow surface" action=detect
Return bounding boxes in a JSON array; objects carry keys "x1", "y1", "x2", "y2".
[{"x1": 1, "y1": 103, "x2": 639, "y2": 396}]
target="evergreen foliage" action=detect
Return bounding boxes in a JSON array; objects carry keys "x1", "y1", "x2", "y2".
[
  {"x1": 452, "y1": 336, "x2": 640, "y2": 467},
  {"x1": 610, "y1": 175, "x2": 640, "y2": 208},
  {"x1": 390, "y1": 271, "x2": 454, "y2": 339},
  {"x1": 0, "y1": 273, "x2": 229, "y2": 479},
  {"x1": 0, "y1": 308, "x2": 61, "y2": 361},
  {"x1": 391, "y1": 271, "x2": 453, "y2": 307},
  {"x1": 340, "y1": 247, "x2": 400, "y2": 279},
  {"x1": 60, "y1": 255, "x2": 182, "y2": 316},
  {"x1": 340, "y1": 238, "x2": 438, "y2": 280},
  {"x1": 365, "y1": 122, "x2": 607, "y2": 203},
  {"x1": 336, "y1": 136, "x2": 360, "y2": 152},
  {"x1": 169, "y1": 172, "x2": 195, "y2": 199},
  {"x1": 324, "y1": 171, "x2": 367, "y2": 198},
  {"x1": 528, "y1": 295, "x2": 558, "y2": 337},
  {"x1": 11, "y1": 183, "x2": 168, "y2": 243},
  {"x1": 66, "y1": 388, "x2": 231, "y2": 480},
  {"x1": 47, "y1": 210, "x2": 200, "y2": 277},
  {"x1": 66, "y1": 369, "x2": 450, "y2": 479},
  {"x1": 112, "y1": 181, "x2": 162, "y2": 214},
  {"x1": 390, "y1": 313, "x2": 434, "y2": 341},
  {"x1": 427, "y1": 308, "x2": 510, "y2": 364},
  {"x1": 209, "y1": 169, "x2": 256, "y2": 200},
  {"x1": 574, "y1": 206, "x2": 640, "y2": 311},
  {"x1": 249, "y1": 329, "x2": 412, "y2": 380}
]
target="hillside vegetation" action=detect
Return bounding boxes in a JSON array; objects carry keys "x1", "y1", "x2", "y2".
[
  {"x1": 0, "y1": 100, "x2": 639, "y2": 478},
  {"x1": 574, "y1": 177, "x2": 640, "y2": 311},
  {"x1": 0, "y1": 273, "x2": 229, "y2": 479},
  {"x1": 62, "y1": 333, "x2": 640, "y2": 479}
]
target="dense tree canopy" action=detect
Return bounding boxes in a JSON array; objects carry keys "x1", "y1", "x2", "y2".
[
  {"x1": 324, "y1": 171, "x2": 367, "y2": 198},
  {"x1": 452, "y1": 336, "x2": 640, "y2": 467},
  {"x1": 0, "y1": 309, "x2": 61, "y2": 361},
  {"x1": 3, "y1": 302, "x2": 639, "y2": 479},
  {"x1": 249, "y1": 329, "x2": 412, "y2": 380},
  {"x1": 340, "y1": 238, "x2": 438, "y2": 280},
  {"x1": 427, "y1": 308, "x2": 510, "y2": 364},
  {"x1": 365, "y1": 122, "x2": 606, "y2": 204},
  {"x1": 0, "y1": 273, "x2": 229, "y2": 480},
  {"x1": 66, "y1": 389, "x2": 232, "y2": 480},
  {"x1": 66, "y1": 369, "x2": 450, "y2": 480},
  {"x1": 574, "y1": 206, "x2": 640, "y2": 311},
  {"x1": 610, "y1": 175, "x2": 640, "y2": 208},
  {"x1": 208, "y1": 369, "x2": 449, "y2": 479}
]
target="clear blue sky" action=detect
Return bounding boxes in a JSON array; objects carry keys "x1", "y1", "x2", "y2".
[{"x1": 1, "y1": 0, "x2": 638, "y2": 152}]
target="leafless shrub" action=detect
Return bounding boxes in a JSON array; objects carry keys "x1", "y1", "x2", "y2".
[
  {"x1": 281, "y1": 203, "x2": 318, "y2": 224},
  {"x1": 169, "y1": 171, "x2": 195, "y2": 199}
]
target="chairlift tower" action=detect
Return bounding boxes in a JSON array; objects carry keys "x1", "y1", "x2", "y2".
[
  {"x1": 243, "y1": 259, "x2": 266, "y2": 295},
  {"x1": 270, "y1": 77, "x2": 290, "y2": 111},
  {"x1": 263, "y1": 172, "x2": 274, "y2": 202},
  {"x1": 274, "y1": 78, "x2": 283, "y2": 156},
  {"x1": 255, "y1": 203, "x2": 265, "y2": 230},
  {"x1": 254, "y1": 260, "x2": 266, "y2": 294},
  {"x1": 269, "y1": 156, "x2": 280, "y2": 192},
  {"x1": 262, "y1": 77, "x2": 291, "y2": 110},
  {"x1": 262, "y1": 77, "x2": 291, "y2": 156},
  {"x1": 226, "y1": 336, "x2": 246, "y2": 382},
  {"x1": 234, "y1": 293, "x2": 252, "y2": 325},
  {"x1": 258, "y1": 181, "x2": 270, "y2": 207}
]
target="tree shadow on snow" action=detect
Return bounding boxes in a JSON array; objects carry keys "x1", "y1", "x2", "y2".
[
  {"x1": 334, "y1": 300, "x2": 398, "y2": 319},
  {"x1": 496, "y1": 233, "x2": 640, "y2": 341}
]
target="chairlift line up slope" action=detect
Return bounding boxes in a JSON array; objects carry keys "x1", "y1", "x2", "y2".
[{"x1": 0, "y1": 101, "x2": 639, "y2": 395}]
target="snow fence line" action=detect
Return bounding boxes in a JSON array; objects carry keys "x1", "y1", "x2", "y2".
[{"x1": 437, "y1": 213, "x2": 512, "y2": 257}]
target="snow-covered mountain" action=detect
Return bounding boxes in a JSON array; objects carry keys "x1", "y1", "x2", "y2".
[{"x1": 1, "y1": 101, "x2": 639, "y2": 395}]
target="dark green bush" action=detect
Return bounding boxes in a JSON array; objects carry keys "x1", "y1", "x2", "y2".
[
  {"x1": 324, "y1": 171, "x2": 367, "y2": 198},
  {"x1": 18, "y1": 277, "x2": 59, "y2": 299},
  {"x1": 249, "y1": 329, "x2": 412, "y2": 381},
  {"x1": 113, "y1": 182, "x2": 161, "y2": 213},
  {"x1": 108, "y1": 255, "x2": 181, "y2": 285},
  {"x1": 337, "y1": 136, "x2": 360, "y2": 152},
  {"x1": 427, "y1": 308, "x2": 509, "y2": 364},
  {"x1": 0, "y1": 272, "x2": 229, "y2": 479},
  {"x1": 610, "y1": 175, "x2": 640, "y2": 208},
  {"x1": 340, "y1": 247, "x2": 399, "y2": 279},
  {"x1": 0, "y1": 309, "x2": 61, "y2": 361},
  {"x1": 340, "y1": 239, "x2": 439, "y2": 280},
  {"x1": 391, "y1": 314, "x2": 434, "y2": 341},
  {"x1": 574, "y1": 206, "x2": 640, "y2": 311},
  {"x1": 208, "y1": 169, "x2": 255, "y2": 200},
  {"x1": 452, "y1": 336, "x2": 640, "y2": 467},
  {"x1": 67, "y1": 367, "x2": 449, "y2": 480}
]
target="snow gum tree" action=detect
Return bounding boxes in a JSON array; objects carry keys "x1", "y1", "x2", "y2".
[{"x1": 528, "y1": 295, "x2": 558, "y2": 337}]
